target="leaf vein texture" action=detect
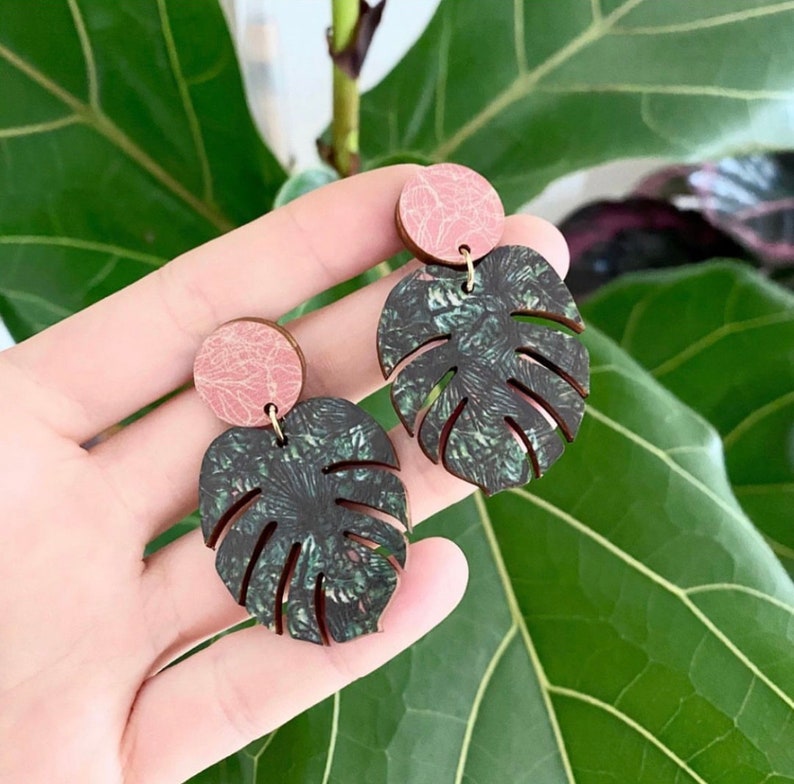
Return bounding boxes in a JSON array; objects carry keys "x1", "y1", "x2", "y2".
[
  {"x1": 511, "y1": 488, "x2": 794, "y2": 712},
  {"x1": 454, "y1": 624, "x2": 518, "y2": 784},
  {"x1": 66, "y1": 0, "x2": 99, "y2": 108},
  {"x1": 156, "y1": 0, "x2": 214, "y2": 204},
  {"x1": 685, "y1": 583, "x2": 794, "y2": 613},
  {"x1": 722, "y1": 389, "x2": 794, "y2": 448},
  {"x1": 431, "y1": 0, "x2": 647, "y2": 158},
  {"x1": 0, "y1": 115, "x2": 82, "y2": 139},
  {"x1": 547, "y1": 685, "x2": 709, "y2": 784},
  {"x1": 649, "y1": 313, "x2": 794, "y2": 377},
  {"x1": 612, "y1": 1, "x2": 794, "y2": 35},
  {"x1": 0, "y1": 235, "x2": 164, "y2": 266},
  {"x1": 320, "y1": 691, "x2": 340, "y2": 784},
  {"x1": 0, "y1": 43, "x2": 232, "y2": 231},
  {"x1": 475, "y1": 493, "x2": 577, "y2": 783}
]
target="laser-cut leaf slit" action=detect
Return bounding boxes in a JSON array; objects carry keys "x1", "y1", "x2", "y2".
[
  {"x1": 416, "y1": 371, "x2": 458, "y2": 444},
  {"x1": 335, "y1": 496, "x2": 409, "y2": 536},
  {"x1": 323, "y1": 458, "x2": 400, "y2": 474},
  {"x1": 504, "y1": 415, "x2": 543, "y2": 479},
  {"x1": 344, "y1": 531, "x2": 403, "y2": 574},
  {"x1": 514, "y1": 325, "x2": 590, "y2": 397},
  {"x1": 200, "y1": 397, "x2": 409, "y2": 644},
  {"x1": 237, "y1": 520, "x2": 277, "y2": 605},
  {"x1": 507, "y1": 378, "x2": 579, "y2": 442},
  {"x1": 378, "y1": 245, "x2": 589, "y2": 494},
  {"x1": 336, "y1": 502, "x2": 408, "y2": 567},
  {"x1": 392, "y1": 343, "x2": 459, "y2": 435},
  {"x1": 313, "y1": 573, "x2": 330, "y2": 646},
  {"x1": 387, "y1": 334, "x2": 452, "y2": 380},
  {"x1": 513, "y1": 308, "x2": 584, "y2": 333},
  {"x1": 204, "y1": 486, "x2": 261, "y2": 549},
  {"x1": 275, "y1": 543, "x2": 301, "y2": 636}
]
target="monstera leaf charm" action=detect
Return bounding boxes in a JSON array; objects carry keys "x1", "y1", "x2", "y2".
[
  {"x1": 378, "y1": 245, "x2": 589, "y2": 495},
  {"x1": 199, "y1": 397, "x2": 409, "y2": 644}
]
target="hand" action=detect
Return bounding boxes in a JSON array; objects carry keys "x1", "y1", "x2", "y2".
[{"x1": 0, "y1": 166, "x2": 568, "y2": 783}]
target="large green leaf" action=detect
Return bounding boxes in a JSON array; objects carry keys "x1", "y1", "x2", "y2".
[
  {"x1": 193, "y1": 327, "x2": 794, "y2": 783},
  {"x1": 0, "y1": 0, "x2": 285, "y2": 338},
  {"x1": 583, "y1": 261, "x2": 794, "y2": 575},
  {"x1": 359, "y1": 0, "x2": 794, "y2": 210}
]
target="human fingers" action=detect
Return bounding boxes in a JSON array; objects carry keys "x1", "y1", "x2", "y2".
[
  {"x1": 126, "y1": 214, "x2": 566, "y2": 671},
  {"x1": 140, "y1": 420, "x2": 474, "y2": 672},
  {"x1": 93, "y1": 214, "x2": 569, "y2": 544},
  {"x1": 4, "y1": 165, "x2": 421, "y2": 442}
]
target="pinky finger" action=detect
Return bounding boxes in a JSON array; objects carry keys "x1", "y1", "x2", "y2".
[{"x1": 121, "y1": 537, "x2": 468, "y2": 784}]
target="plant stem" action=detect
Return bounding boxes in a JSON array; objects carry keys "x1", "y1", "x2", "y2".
[{"x1": 330, "y1": 0, "x2": 360, "y2": 176}]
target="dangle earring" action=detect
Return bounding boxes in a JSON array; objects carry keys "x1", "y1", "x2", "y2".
[
  {"x1": 378, "y1": 164, "x2": 590, "y2": 495},
  {"x1": 194, "y1": 318, "x2": 410, "y2": 645}
]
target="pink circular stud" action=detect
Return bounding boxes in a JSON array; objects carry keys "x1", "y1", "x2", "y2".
[
  {"x1": 194, "y1": 319, "x2": 305, "y2": 428},
  {"x1": 396, "y1": 163, "x2": 505, "y2": 265}
]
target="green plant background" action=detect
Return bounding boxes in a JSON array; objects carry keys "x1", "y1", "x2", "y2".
[{"x1": 1, "y1": 1, "x2": 793, "y2": 782}]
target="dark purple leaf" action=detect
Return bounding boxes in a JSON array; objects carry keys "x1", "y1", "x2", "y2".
[
  {"x1": 559, "y1": 197, "x2": 749, "y2": 297},
  {"x1": 689, "y1": 153, "x2": 794, "y2": 264}
]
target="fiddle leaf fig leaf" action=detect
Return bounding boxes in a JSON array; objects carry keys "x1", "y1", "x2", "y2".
[
  {"x1": 359, "y1": 0, "x2": 794, "y2": 210},
  {"x1": 0, "y1": 0, "x2": 285, "y2": 339},
  {"x1": 199, "y1": 398, "x2": 409, "y2": 645},
  {"x1": 583, "y1": 261, "x2": 794, "y2": 575},
  {"x1": 378, "y1": 246, "x2": 589, "y2": 494}
]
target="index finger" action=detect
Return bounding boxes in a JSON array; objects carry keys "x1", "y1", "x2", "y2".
[{"x1": 4, "y1": 165, "x2": 421, "y2": 443}]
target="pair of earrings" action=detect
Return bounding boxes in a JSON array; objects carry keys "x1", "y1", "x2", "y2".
[{"x1": 194, "y1": 164, "x2": 589, "y2": 645}]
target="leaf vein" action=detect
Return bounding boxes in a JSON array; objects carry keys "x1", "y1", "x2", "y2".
[
  {"x1": 685, "y1": 583, "x2": 794, "y2": 614},
  {"x1": 156, "y1": 0, "x2": 214, "y2": 204},
  {"x1": 0, "y1": 289, "x2": 72, "y2": 318},
  {"x1": 0, "y1": 115, "x2": 82, "y2": 140},
  {"x1": 0, "y1": 235, "x2": 164, "y2": 266},
  {"x1": 66, "y1": 0, "x2": 99, "y2": 109},
  {"x1": 0, "y1": 42, "x2": 232, "y2": 232},
  {"x1": 454, "y1": 623, "x2": 518, "y2": 784},
  {"x1": 512, "y1": 488, "x2": 794, "y2": 712},
  {"x1": 650, "y1": 312, "x2": 794, "y2": 377},
  {"x1": 735, "y1": 482, "x2": 794, "y2": 495},
  {"x1": 320, "y1": 691, "x2": 340, "y2": 784},
  {"x1": 723, "y1": 389, "x2": 794, "y2": 449},
  {"x1": 431, "y1": 0, "x2": 647, "y2": 159},
  {"x1": 536, "y1": 83, "x2": 794, "y2": 101},
  {"x1": 547, "y1": 685, "x2": 708, "y2": 784},
  {"x1": 474, "y1": 493, "x2": 577, "y2": 783},
  {"x1": 513, "y1": 0, "x2": 528, "y2": 73},
  {"x1": 612, "y1": 1, "x2": 794, "y2": 35},
  {"x1": 586, "y1": 405, "x2": 746, "y2": 529}
]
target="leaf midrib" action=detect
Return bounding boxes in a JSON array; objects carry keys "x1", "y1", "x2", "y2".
[
  {"x1": 430, "y1": 0, "x2": 794, "y2": 160},
  {"x1": 0, "y1": 29, "x2": 233, "y2": 234},
  {"x1": 463, "y1": 385, "x2": 794, "y2": 781},
  {"x1": 472, "y1": 492, "x2": 576, "y2": 783},
  {"x1": 432, "y1": 0, "x2": 647, "y2": 159},
  {"x1": 514, "y1": 483, "x2": 794, "y2": 708}
]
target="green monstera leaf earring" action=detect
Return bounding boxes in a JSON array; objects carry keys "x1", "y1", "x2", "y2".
[
  {"x1": 194, "y1": 319, "x2": 409, "y2": 645},
  {"x1": 377, "y1": 164, "x2": 590, "y2": 495}
]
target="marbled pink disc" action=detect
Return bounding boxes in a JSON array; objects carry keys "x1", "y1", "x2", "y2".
[
  {"x1": 194, "y1": 319, "x2": 305, "y2": 427},
  {"x1": 396, "y1": 163, "x2": 505, "y2": 265}
]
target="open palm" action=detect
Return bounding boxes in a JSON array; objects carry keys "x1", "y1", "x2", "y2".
[{"x1": 0, "y1": 166, "x2": 568, "y2": 783}]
